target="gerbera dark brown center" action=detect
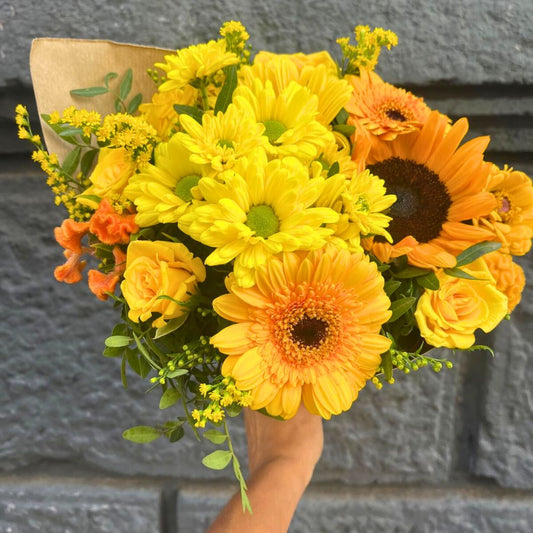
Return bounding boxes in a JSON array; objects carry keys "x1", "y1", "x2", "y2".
[
  {"x1": 368, "y1": 157, "x2": 451, "y2": 243},
  {"x1": 290, "y1": 315, "x2": 329, "y2": 348},
  {"x1": 385, "y1": 109, "x2": 407, "y2": 122}
]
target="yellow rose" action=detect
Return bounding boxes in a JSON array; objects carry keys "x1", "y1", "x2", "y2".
[
  {"x1": 79, "y1": 147, "x2": 135, "y2": 208},
  {"x1": 482, "y1": 251, "x2": 525, "y2": 313},
  {"x1": 121, "y1": 240, "x2": 206, "y2": 328},
  {"x1": 414, "y1": 259, "x2": 508, "y2": 349}
]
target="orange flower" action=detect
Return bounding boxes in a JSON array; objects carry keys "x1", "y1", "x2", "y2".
[
  {"x1": 89, "y1": 198, "x2": 139, "y2": 245},
  {"x1": 54, "y1": 218, "x2": 90, "y2": 254},
  {"x1": 482, "y1": 251, "x2": 525, "y2": 313},
  {"x1": 88, "y1": 247, "x2": 127, "y2": 301},
  {"x1": 365, "y1": 111, "x2": 497, "y2": 269},
  {"x1": 211, "y1": 246, "x2": 391, "y2": 420},
  {"x1": 54, "y1": 250, "x2": 87, "y2": 284},
  {"x1": 475, "y1": 165, "x2": 533, "y2": 256}
]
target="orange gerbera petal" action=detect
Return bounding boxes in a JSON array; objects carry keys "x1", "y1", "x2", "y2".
[{"x1": 211, "y1": 247, "x2": 391, "y2": 420}]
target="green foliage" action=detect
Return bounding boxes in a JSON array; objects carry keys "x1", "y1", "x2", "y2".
[
  {"x1": 214, "y1": 65, "x2": 238, "y2": 115},
  {"x1": 123, "y1": 425, "x2": 161, "y2": 443}
]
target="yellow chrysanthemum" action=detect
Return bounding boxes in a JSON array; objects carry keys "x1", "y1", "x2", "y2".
[
  {"x1": 474, "y1": 165, "x2": 533, "y2": 256},
  {"x1": 240, "y1": 53, "x2": 352, "y2": 126},
  {"x1": 211, "y1": 247, "x2": 392, "y2": 420},
  {"x1": 124, "y1": 133, "x2": 209, "y2": 227},
  {"x1": 178, "y1": 154, "x2": 339, "y2": 287},
  {"x1": 157, "y1": 40, "x2": 239, "y2": 92},
  {"x1": 139, "y1": 85, "x2": 198, "y2": 140},
  {"x1": 233, "y1": 79, "x2": 335, "y2": 162},
  {"x1": 179, "y1": 104, "x2": 267, "y2": 172},
  {"x1": 318, "y1": 169, "x2": 396, "y2": 250}
]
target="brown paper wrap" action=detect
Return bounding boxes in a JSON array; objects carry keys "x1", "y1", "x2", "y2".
[{"x1": 30, "y1": 38, "x2": 172, "y2": 158}]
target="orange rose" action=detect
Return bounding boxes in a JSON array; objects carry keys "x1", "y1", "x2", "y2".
[
  {"x1": 121, "y1": 240, "x2": 206, "y2": 328},
  {"x1": 414, "y1": 259, "x2": 508, "y2": 349}
]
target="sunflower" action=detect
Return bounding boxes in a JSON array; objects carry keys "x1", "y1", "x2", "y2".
[
  {"x1": 365, "y1": 111, "x2": 497, "y2": 269},
  {"x1": 178, "y1": 154, "x2": 339, "y2": 287},
  {"x1": 124, "y1": 133, "x2": 209, "y2": 227},
  {"x1": 474, "y1": 165, "x2": 533, "y2": 256},
  {"x1": 210, "y1": 247, "x2": 392, "y2": 420},
  {"x1": 179, "y1": 104, "x2": 267, "y2": 172},
  {"x1": 240, "y1": 53, "x2": 352, "y2": 126},
  {"x1": 233, "y1": 79, "x2": 335, "y2": 162},
  {"x1": 157, "y1": 40, "x2": 239, "y2": 92}
]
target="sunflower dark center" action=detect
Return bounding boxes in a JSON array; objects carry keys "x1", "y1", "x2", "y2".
[
  {"x1": 290, "y1": 315, "x2": 329, "y2": 348},
  {"x1": 368, "y1": 157, "x2": 451, "y2": 243},
  {"x1": 385, "y1": 109, "x2": 407, "y2": 122}
]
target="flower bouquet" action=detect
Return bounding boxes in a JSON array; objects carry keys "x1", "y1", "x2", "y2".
[{"x1": 17, "y1": 22, "x2": 533, "y2": 509}]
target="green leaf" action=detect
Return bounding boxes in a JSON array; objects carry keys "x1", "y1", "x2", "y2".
[
  {"x1": 174, "y1": 104, "x2": 204, "y2": 123},
  {"x1": 168, "y1": 426, "x2": 185, "y2": 442},
  {"x1": 334, "y1": 108, "x2": 349, "y2": 124},
  {"x1": 138, "y1": 355, "x2": 151, "y2": 378},
  {"x1": 114, "y1": 98, "x2": 122, "y2": 113},
  {"x1": 388, "y1": 297, "x2": 417, "y2": 322},
  {"x1": 121, "y1": 354, "x2": 128, "y2": 389},
  {"x1": 154, "y1": 314, "x2": 188, "y2": 339},
  {"x1": 203, "y1": 429, "x2": 228, "y2": 444},
  {"x1": 62, "y1": 146, "x2": 82, "y2": 176},
  {"x1": 70, "y1": 86, "x2": 109, "y2": 97},
  {"x1": 159, "y1": 388, "x2": 181, "y2": 409},
  {"x1": 416, "y1": 272, "x2": 440, "y2": 290},
  {"x1": 381, "y1": 351, "x2": 393, "y2": 381},
  {"x1": 127, "y1": 93, "x2": 143, "y2": 114},
  {"x1": 327, "y1": 161, "x2": 340, "y2": 177},
  {"x1": 123, "y1": 425, "x2": 161, "y2": 443},
  {"x1": 125, "y1": 348, "x2": 141, "y2": 375},
  {"x1": 332, "y1": 124, "x2": 356, "y2": 137},
  {"x1": 77, "y1": 194, "x2": 101, "y2": 204},
  {"x1": 105, "y1": 335, "x2": 132, "y2": 348},
  {"x1": 443, "y1": 267, "x2": 483, "y2": 281},
  {"x1": 166, "y1": 368, "x2": 188, "y2": 378},
  {"x1": 104, "y1": 72, "x2": 118, "y2": 87},
  {"x1": 80, "y1": 149, "x2": 98, "y2": 176},
  {"x1": 202, "y1": 450, "x2": 232, "y2": 470},
  {"x1": 214, "y1": 65, "x2": 238, "y2": 115},
  {"x1": 119, "y1": 68, "x2": 133, "y2": 101},
  {"x1": 455, "y1": 241, "x2": 502, "y2": 267},
  {"x1": 384, "y1": 279, "x2": 401, "y2": 297},
  {"x1": 102, "y1": 346, "x2": 124, "y2": 358},
  {"x1": 59, "y1": 127, "x2": 84, "y2": 138},
  {"x1": 226, "y1": 403, "x2": 242, "y2": 417},
  {"x1": 393, "y1": 265, "x2": 431, "y2": 278}
]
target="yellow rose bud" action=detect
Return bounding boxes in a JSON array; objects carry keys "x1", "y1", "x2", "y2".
[
  {"x1": 414, "y1": 259, "x2": 508, "y2": 350},
  {"x1": 79, "y1": 147, "x2": 135, "y2": 208},
  {"x1": 121, "y1": 240, "x2": 206, "y2": 328}
]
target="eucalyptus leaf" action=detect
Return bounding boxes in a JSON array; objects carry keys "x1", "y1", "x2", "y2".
[
  {"x1": 159, "y1": 388, "x2": 181, "y2": 409},
  {"x1": 70, "y1": 86, "x2": 109, "y2": 97},
  {"x1": 202, "y1": 450, "x2": 232, "y2": 470},
  {"x1": 214, "y1": 65, "x2": 238, "y2": 115},
  {"x1": 203, "y1": 429, "x2": 228, "y2": 444},
  {"x1": 455, "y1": 241, "x2": 501, "y2": 267},
  {"x1": 123, "y1": 425, "x2": 161, "y2": 443}
]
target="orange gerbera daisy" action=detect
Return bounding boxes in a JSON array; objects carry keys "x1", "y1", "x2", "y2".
[
  {"x1": 365, "y1": 111, "x2": 497, "y2": 269},
  {"x1": 346, "y1": 70, "x2": 432, "y2": 163},
  {"x1": 474, "y1": 165, "x2": 533, "y2": 256},
  {"x1": 210, "y1": 246, "x2": 391, "y2": 420}
]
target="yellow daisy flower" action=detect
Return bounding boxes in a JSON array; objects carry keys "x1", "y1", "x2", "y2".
[
  {"x1": 124, "y1": 133, "x2": 209, "y2": 227},
  {"x1": 178, "y1": 154, "x2": 339, "y2": 287},
  {"x1": 233, "y1": 79, "x2": 335, "y2": 162},
  {"x1": 179, "y1": 104, "x2": 267, "y2": 172},
  {"x1": 157, "y1": 40, "x2": 239, "y2": 92},
  {"x1": 211, "y1": 246, "x2": 392, "y2": 420}
]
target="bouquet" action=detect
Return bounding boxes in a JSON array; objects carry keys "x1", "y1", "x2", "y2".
[{"x1": 17, "y1": 21, "x2": 533, "y2": 509}]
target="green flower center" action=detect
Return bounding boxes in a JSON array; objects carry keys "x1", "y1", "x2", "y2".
[
  {"x1": 246, "y1": 204, "x2": 279, "y2": 238},
  {"x1": 262, "y1": 120, "x2": 287, "y2": 144},
  {"x1": 217, "y1": 139, "x2": 234, "y2": 150},
  {"x1": 175, "y1": 174, "x2": 201, "y2": 202}
]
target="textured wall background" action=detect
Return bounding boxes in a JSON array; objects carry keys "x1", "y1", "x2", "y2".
[{"x1": 1, "y1": 1, "x2": 533, "y2": 532}]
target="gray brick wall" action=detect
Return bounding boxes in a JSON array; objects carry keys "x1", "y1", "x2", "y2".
[{"x1": 1, "y1": 1, "x2": 532, "y2": 532}]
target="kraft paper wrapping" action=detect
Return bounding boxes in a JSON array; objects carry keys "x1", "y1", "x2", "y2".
[{"x1": 29, "y1": 38, "x2": 172, "y2": 158}]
